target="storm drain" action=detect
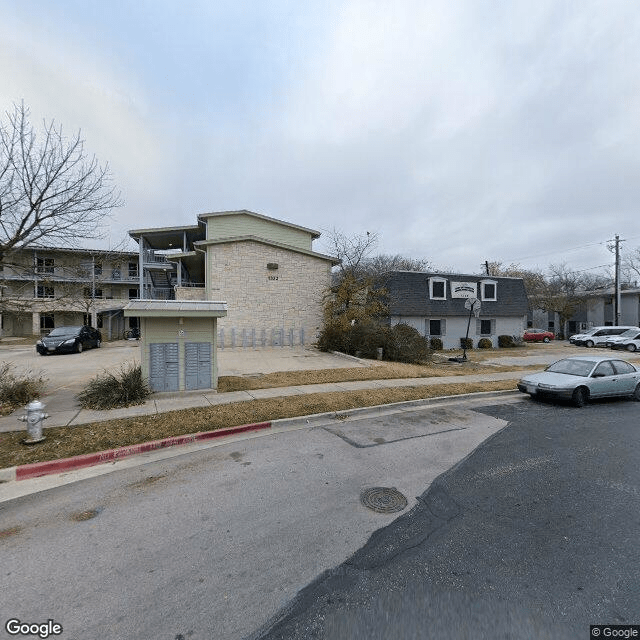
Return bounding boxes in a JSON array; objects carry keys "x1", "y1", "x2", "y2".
[{"x1": 360, "y1": 487, "x2": 408, "y2": 513}]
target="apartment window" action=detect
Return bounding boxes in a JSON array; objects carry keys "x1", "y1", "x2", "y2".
[
  {"x1": 83, "y1": 288, "x2": 103, "y2": 298},
  {"x1": 481, "y1": 280, "x2": 497, "y2": 301},
  {"x1": 128, "y1": 288, "x2": 139, "y2": 299},
  {"x1": 429, "y1": 278, "x2": 447, "y2": 300},
  {"x1": 40, "y1": 313, "x2": 54, "y2": 330},
  {"x1": 477, "y1": 319, "x2": 496, "y2": 336},
  {"x1": 36, "y1": 257, "x2": 54, "y2": 274},
  {"x1": 112, "y1": 268, "x2": 121, "y2": 280},
  {"x1": 94, "y1": 263, "x2": 102, "y2": 276},
  {"x1": 128, "y1": 262, "x2": 139, "y2": 278},
  {"x1": 36, "y1": 285, "x2": 54, "y2": 299},
  {"x1": 428, "y1": 319, "x2": 446, "y2": 336}
]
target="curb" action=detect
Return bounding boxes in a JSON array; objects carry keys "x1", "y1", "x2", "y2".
[
  {"x1": 12, "y1": 421, "x2": 271, "y2": 481},
  {"x1": 4, "y1": 389, "x2": 521, "y2": 483}
]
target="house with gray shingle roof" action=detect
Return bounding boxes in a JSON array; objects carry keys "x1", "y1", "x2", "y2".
[{"x1": 385, "y1": 271, "x2": 529, "y2": 349}]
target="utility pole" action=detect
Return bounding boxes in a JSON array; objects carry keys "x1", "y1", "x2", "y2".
[{"x1": 608, "y1": 235, "x2": 624, "y2": 326}]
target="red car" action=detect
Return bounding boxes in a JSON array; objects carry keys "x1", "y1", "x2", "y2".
[{"x1": 523, "y1": 329, "x2": 555, "y2": 343}]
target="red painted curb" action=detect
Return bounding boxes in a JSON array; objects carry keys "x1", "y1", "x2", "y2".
[{"x1": 15, "y1": 421, "x2": 272, "y2": 481}]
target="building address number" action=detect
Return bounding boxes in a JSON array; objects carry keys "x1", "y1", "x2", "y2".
[{"x1": 268, "y1": 276, "x2": 279, "y2": 281}]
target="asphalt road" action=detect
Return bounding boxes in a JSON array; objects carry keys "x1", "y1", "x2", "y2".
[
  {"x1": 2, "y1": 394, "x2": 638, "y2": 640},
  {"x1": 0, "y1": 396, "x2": 511, "y2": 640},
  {"x1": 251, "y1": 397, "x2": 640, "y2": 640}
]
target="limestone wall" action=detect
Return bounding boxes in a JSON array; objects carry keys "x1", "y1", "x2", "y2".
[{"x1": 208, "y1": 241, "x2": 331, "y2": 345}]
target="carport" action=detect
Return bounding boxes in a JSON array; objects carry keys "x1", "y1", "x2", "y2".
[{"x1": 124, "y1": 300, "x2": 227, "y2": 392}]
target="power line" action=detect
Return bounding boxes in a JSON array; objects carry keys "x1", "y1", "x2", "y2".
[{"x1": 502, "y1": 240, "x2": 608, "y2": 264}]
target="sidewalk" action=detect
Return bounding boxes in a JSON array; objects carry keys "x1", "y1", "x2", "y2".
[{"x1": 0, "y1": 370, "x2": 521, "y2": 433}]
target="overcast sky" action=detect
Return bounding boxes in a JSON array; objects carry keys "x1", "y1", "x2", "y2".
[{"x1": 2, "y1": 1, "x2": 639, "y2": 276}]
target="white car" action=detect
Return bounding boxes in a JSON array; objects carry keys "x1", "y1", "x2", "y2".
[
  {"x1": 570, "y1": 326, "x2": 638, "y2": 347},
  {"x1": 612, "y1": 338, "x2": 640, "y2": 352},
  {"x1": 607, "y1": 329, "x2": 640, "y2": 349},
  {"x1": 517, "y1": 355, "x2": 640, "y2": 407}
]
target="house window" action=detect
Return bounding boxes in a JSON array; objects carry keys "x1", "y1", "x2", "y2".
[
  {"x1": 128, "y1": 288, "x2": 139, "y2": 299},
  {"x1": 481, "y1": 280, "x2": 497, "y2": 301},
  {"x1": 36, "y1": 257, "x2": 54, "y2": 274},
  {"x1": 40, "y1": 313, "x2": 54, "y2": 330},
  {"x1": 429, "y1": 278, "x2": 447, "y2": 300},
  {"x1": 36, "y1": 285, "x2": 54, "y2": 298},
  {"x1": 428, "y1": 319, "x2": 446, "y2": 336},
  {"x1": 477, "y1": 319, "x2": 495, "y2": 336}
]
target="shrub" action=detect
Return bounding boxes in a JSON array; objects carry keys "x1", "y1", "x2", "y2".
[
  {"x1": 76, "y1": 364, "x2": 151, "y2": 410},
  {"x1": 317, "y1": 321, "x2": 431, "y2": 364},
  {"x1": 384, "y1": 323, "x2": 432, "y2": 364},
  {"x1": 429, "y1": 337, "x2": 443, "y2": 351},
  {"x1": 498, "y1": 335, "x2": 515, "y2": 348},
  {"x1": 460, "y1": 337, "x2": 473, "y2": 350},
  {"x1": 0, "y1": 363, "x2": 46, "y2": 414},
  {"x1": 477, "y1": 338, "x2": 493, "y2": 349}
]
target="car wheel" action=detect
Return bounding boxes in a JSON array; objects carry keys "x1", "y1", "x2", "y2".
[
  {"x1": 543, "y1": 337, "x2": 550, "y2": 343},
  {"x1": 585, "y1": 340, "x2": 594, "y2": 348},
  {"x1": 572, "y1": 387, "x2": 588, "y2": 407},
  {"x1": 76, "y1": 341, "x2": 83, "y2": 354},
  {"x1": 633, "y1": 383, "x2": 640, "y2": 402},
  {"x1": 96, "y1": 339, "x2": 101, "y2": 349},
  {"x1": 626, "y1": 343, "x2": 637, "y2": 352}
]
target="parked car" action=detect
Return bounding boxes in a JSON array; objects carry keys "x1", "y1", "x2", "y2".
[
  {"x1": 517, "y1": 355, "x2": 640, "y2": 407},
  {"x1": 569, "y1": 326, "x2": 637, "y2": 347},
  {"x1": 606, "y1": 329, "x2": 640, "y2": 349},
  {"x1": 36, "y1": 326, "x2": 102, "y2": 355},
  {"x1": 613, "y1": 338, "x2": 640, "y2": 352},
  {"x1": 523, "y1": 329, "x2": 555, "y2": 343}
]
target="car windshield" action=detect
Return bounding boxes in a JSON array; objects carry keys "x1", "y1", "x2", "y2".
[
  {"x1": 47, "y1": 326, "x2": 82, "y2": 337},
  {"x1": 545, "y1": 359, "x2": 596, "y2": 377}
]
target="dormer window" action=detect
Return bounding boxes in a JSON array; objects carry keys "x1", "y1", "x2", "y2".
[
  {"x1": 481, "y1": 280, "x2": 497, "y2": 301},
  {"x1": 430, "y1": 278, "x2": 447, "y2": 300}
]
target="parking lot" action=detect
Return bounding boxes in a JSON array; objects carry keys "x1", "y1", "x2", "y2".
[{"x1": 1, "y1": 338, "x2": 638, "y2": 419}]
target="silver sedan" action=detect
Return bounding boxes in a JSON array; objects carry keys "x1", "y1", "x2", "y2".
[{"x1": 517, "y1": 355, "x2": 640, "y2": 407}]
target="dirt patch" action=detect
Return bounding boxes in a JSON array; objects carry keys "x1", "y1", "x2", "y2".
[{"x1": 0, "y1": 379, "x2": 518, "y2": 469}]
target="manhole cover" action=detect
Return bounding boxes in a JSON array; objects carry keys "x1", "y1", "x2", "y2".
[{"x1": 360, "y1": 487, "x2": 408, "y2": 513}]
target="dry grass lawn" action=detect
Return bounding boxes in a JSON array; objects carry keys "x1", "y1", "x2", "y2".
[
  {"x1": 0, "y1": 376, "x2": 520, "y2": 469},
  {"x1": 0, "y1": 346, "x2": 546, "y2": 469}
]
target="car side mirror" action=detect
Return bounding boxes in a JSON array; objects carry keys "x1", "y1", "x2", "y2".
[{"x1": 591, "y1": 372, "x2": 606, "y2": 378}]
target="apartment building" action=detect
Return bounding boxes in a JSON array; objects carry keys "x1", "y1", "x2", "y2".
[
  {"x1": 0, "y1": 246, "x2": 141, "y2": 339},
  {"x1": 129, "y1": 210, "x2": 339, "y2": 347}
]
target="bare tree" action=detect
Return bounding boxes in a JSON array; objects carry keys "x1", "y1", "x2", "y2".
[
  {"x1": 0, "y1": 102, "x2": 122, "y2": 262},
  {"x1": 622, "y1": 246, "x2": 640, "y2": 284},
  {"x1": 364, "y1": 253, "x2": 432, "y2": 275}
]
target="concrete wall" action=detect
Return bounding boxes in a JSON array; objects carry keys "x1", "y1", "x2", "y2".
[
  {"x1": 206, "y1": 240, "x2": 331, "y2": 345},
  {"x1": 175, "y1": 287, "x2": 207, "y2": 301}
]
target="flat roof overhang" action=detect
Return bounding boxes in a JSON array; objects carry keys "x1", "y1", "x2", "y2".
[
  {"x1": 128, "y1": 224, "x2": 206, "y2": 250},
  {"x1": 124, "y1": 300, "x2": 227, "y2": 318}
]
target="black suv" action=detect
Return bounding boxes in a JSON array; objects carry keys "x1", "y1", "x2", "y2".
[{"x1": 36, "y1": 326, "x2": 102, "y2": 355}]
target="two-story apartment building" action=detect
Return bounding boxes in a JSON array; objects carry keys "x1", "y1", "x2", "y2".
[
  {"x1": 0, "y1": 246, "x2": 141, "y2": 339},
  {"x1": 386, "y1": 271, "x2": 529, "y2": 349},
  {"x1": 128, "y1": 210, "x2": 339, "y2": 347}
]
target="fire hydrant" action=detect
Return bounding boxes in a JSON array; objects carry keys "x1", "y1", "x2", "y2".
[{"x1": 19, "y1": 400, "x2": 49, "y2": 444}]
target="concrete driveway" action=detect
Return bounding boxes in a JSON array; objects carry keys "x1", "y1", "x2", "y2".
[{"x1": 0, "y1": 341, "x2": 367, "y2": 416}]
